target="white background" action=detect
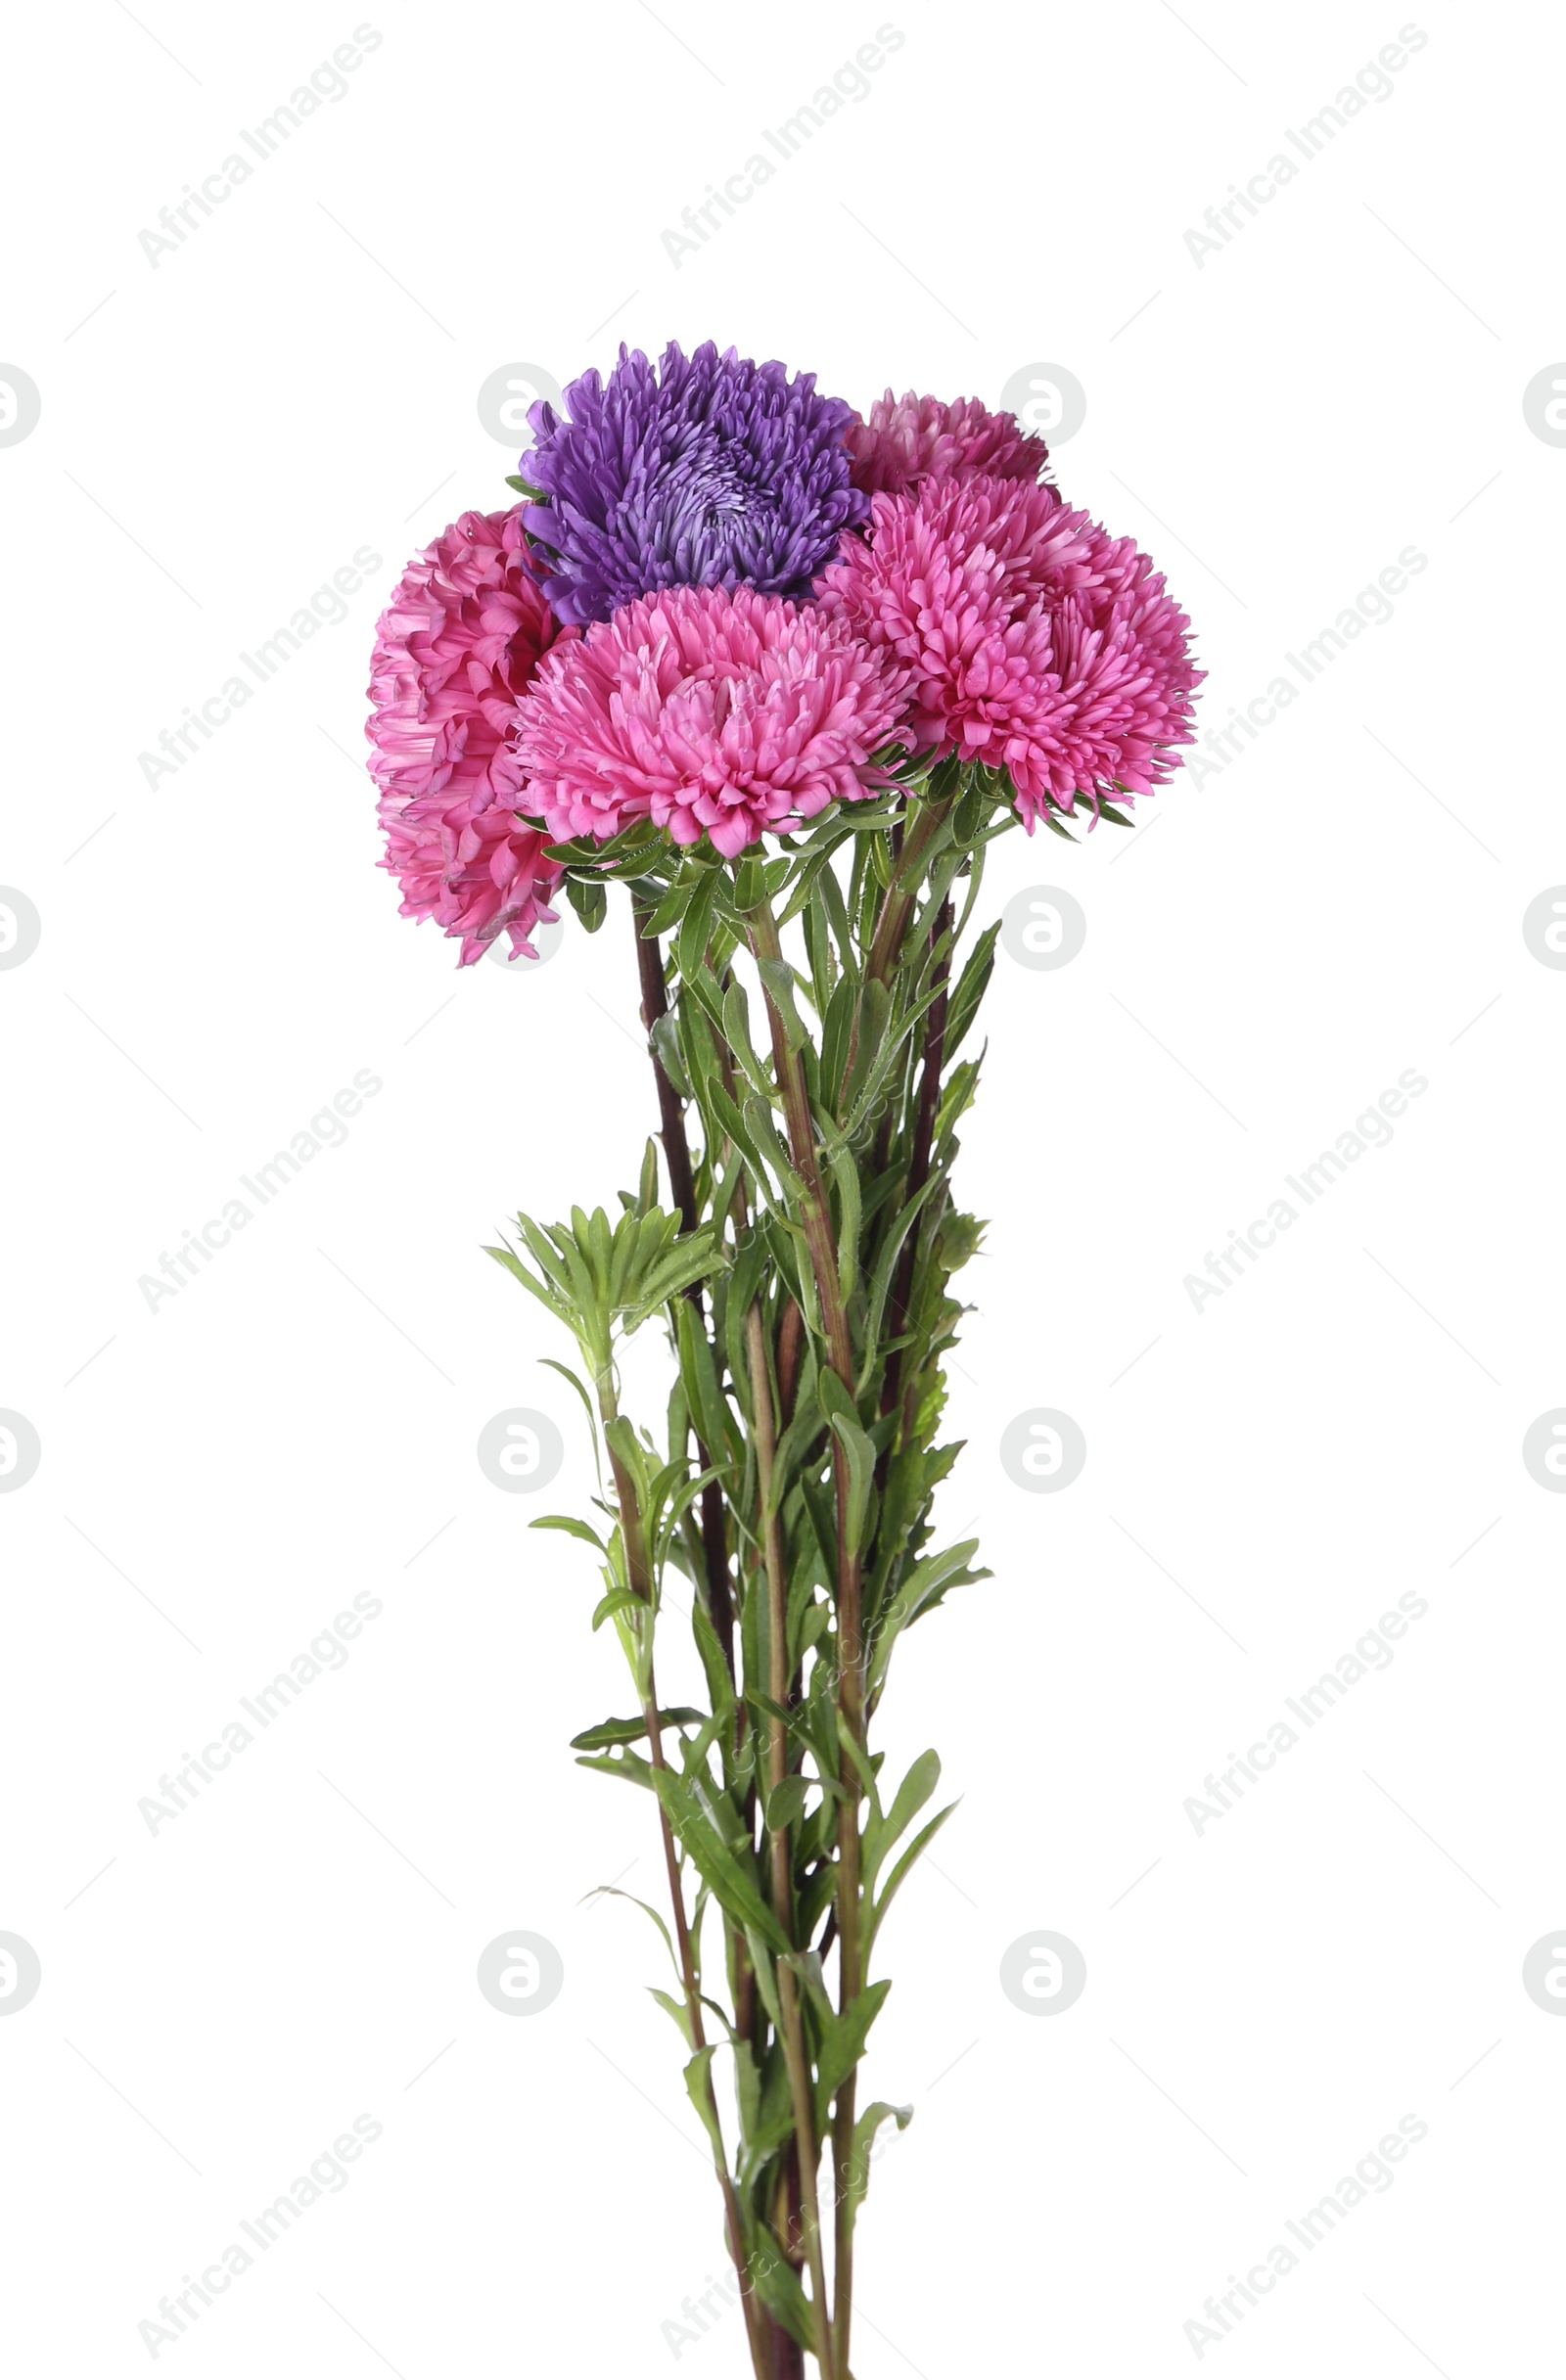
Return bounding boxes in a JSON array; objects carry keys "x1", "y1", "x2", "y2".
[{"x1": 2, "y1": 1, "x2": 1562, "y2": 2372}]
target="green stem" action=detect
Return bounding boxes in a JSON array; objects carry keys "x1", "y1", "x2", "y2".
[
  {"x1": 748, "y1": 1304, "x2": 839, "y2": 2380},
  {"x1": 742, "y1": 887, "x2": 865, "y2": 2375},
  {"x1": 863, "y1": 784, "x2": 958, "y2": 989},
  {"x1": 597, "y1": 1365, "x2": 767, "y2": 2380}
]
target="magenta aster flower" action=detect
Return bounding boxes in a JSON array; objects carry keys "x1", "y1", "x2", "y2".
[
  {"x1": 518, "y1": 342, "x2": 868, "y2": 627},
  {"x1": 817, "y1": 475, "x2": 1201, "y2": 824},
  {"x1": 846, "y1": 391, "x2": 1050, "y2": 498},
  {"x1": 513, "y1": 584, "x2": 908, "y2": 859},
  {"x1": 366, "y1": 507, "x2": 575, "y2": 965}
]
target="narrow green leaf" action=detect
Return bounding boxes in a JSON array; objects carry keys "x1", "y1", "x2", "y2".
[
  {"x1": 813, "y1": 1978, "x2": 892, "y2": 2135},
  {"x1": 676, "y1": 866, "x2": 721, "y2": 984},
  {"x1": 830, "y1": 1143, "x2": 861, "y2": 1305},
  {"x1": 570, "y1": 1708, "x2": 705, "y2": 1751},
  {"x1": 868, "y1": 1801, "x2": 957, "y2": 1954},
  {"x1": 650, "y1": 1987, "x2": 694, "y2": 2047},
  {"x1": 651, "y1": 1768, "x2": 789, "y2": 1951},
  {"x1": 529, "y1": 1514, "x2": 606, "y2": 1552},
  {"x1": 843, "y1": 2100, "x2": 914, "y2": 2232},
  {"x1": 863, "y1": 1749, "x2": 941, "y2": 1893},
  {"x1": 683, "y1": 2044, "x2": 725, "y2": 2164},
  {"x1": 763, "y1": 1774, "x2": 809, "y2": 1834},
  {"x1": 757, "y1": 955, "x2": 807, "y2": 1053}
]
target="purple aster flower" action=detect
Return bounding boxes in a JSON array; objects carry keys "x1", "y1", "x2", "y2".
[{"x1": 518, "y1": 340, "x2": 868, "y2": 627}]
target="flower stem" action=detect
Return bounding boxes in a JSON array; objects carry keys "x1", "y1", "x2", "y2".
[
  {"x1": 743, "y1": 887, "x2": 865, "y2": 2375},
  {"x1": 596, "y1": 1362, "x2": 767, "y2": 2380},
  {"x1": 631, "y1": 896, "x2": 737, "y2": 1677},
  {"x1": 863, "y1": 783, "x2": 958, "y2": 988},
  {"x1": 748, "y1": 1304, "x2": 839, "y2": 2380}
]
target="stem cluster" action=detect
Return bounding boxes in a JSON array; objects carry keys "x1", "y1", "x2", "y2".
[{"x1": 491, "y1": 761, "x2": 1029, "y2": 2373}]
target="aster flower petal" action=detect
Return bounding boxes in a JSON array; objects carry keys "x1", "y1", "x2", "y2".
[
  {"x1": 817, "y1": 474, "x2": 1202, "y2": 824},
  {"x1": 513, "y1": 584, "x2": 909, "y2": 856},
  {"x1": 366, "y1": 507, "x2": 576, "y2": 965},
  {"x1": 846, "y1": 390, "x2": 1050, "y2": 498},
  {"x1": 518, "y1": 342, "x2": 869, "y2": 626}
]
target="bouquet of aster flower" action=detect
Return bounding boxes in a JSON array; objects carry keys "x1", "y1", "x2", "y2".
[{"x1": 366, "y1": 341, "x2": 1201, "y2": 2378}]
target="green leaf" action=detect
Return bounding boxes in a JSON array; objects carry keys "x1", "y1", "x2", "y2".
[
  {"x1": 676, "y1": 865, "x2": 721, "y2": 985},
  {"x1": 676, "y1": 1301, "x2": 731, "y2": 1465},
  {"x1": 819, "y1": 972, "x2": 857, "y2": 1113},
  {"x1": 691, "y1": 1595, "x2": 737, "y2": 1730},
  {"x1": 830, "y1": 1143, "x2": 861, "y2": 1305},
  {"x1": 843, "y1": 2100, "x2": 914, "y2": 2232},
  {"x1": 818, "y1": 1369, "x2": 875, "y2": 1552},
  {"x1": 944, "y1": 919, "x2": 1001, "y2": 1062},
  {"x1": 744, "y1": 1924, "x2": 783, "y2": 2031},
  {"x1": 868, "y1": 1801, "x2": 957, "y2": 1954},
  {"x1": 863, "y1": 1749, "x2": 941, "y2": 1893},
  {"x1": 530, "y1": 1514, "x2": 607, "y2": 1552},
  {"x1": 683, "y1": 2044, "x2": 725, "y2": 2164},
  {"x1": 857, "y1": 1174, "x2": 943, "y2": 1393},
  {"x1": 840, "y1": 979, "x2": 892, "y2": 1117},
  {"x1": 757, "y1": 955, "x2": 807, "y2": 1053},
  {"x1": 591, "y1": 1585, "x2": 642, "y2": 1631},
  {"x1": 650, "y1": 1987, "x2": 694, "y2": 2047},
  {"x1": 580, "y1": 1882, "x2": 677, "y2": 1975},
  {"x1": 651, "y1": 1768, "x2": 790, "y2": 1951},
  {"x1": 763, "y1": 1774, "x2": 809, "y2": 1834},
  {"x1": 721, "y1": 979, "x2": 773, "y2": 1101},
  {"x1": 744, "y1": 1096, "x2": 806, "y2": 1202},
  {"x1": 649, "y1": 1011, "x2": 692, "y2": 1097},
  {"x1": 751, "y1": 2249, "x2": 813, "y2": 2354},
  {"x1": 574, "y1": 1745, "x2": 656, "y2": 1791},
  {"x1": 867, "y1": 1538, "x2": 988, "y2": 1692},
  {"x1": 813, "y1": 1978, "x2": 892, "y2": 2135},
  {"x1": 565, "y1": 875, "x2": 608, "y2": 933},
  {"x1": 570, "y1": 1708, "x2": 705, "y2": 1751}
]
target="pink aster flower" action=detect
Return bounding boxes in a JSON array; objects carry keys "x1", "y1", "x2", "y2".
[
  {"x1": 846, "y1": 391, "x2": 1050, "y2": 498},
  {"x1": 366, "y1": 507, "x2": 576, "y2": 965},
  {"x1": 817, "y1": 474, "x2": 1201, "y2": 825},
  {"x1": 513, "y1": 584, "x2": 909, "y2": 859}
]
